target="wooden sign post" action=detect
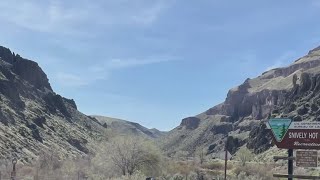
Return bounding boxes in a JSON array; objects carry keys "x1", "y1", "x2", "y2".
[
  {"x1": 267, "y1": 119, "x2": 320, "y2": 180},
  {"x1": 288, "y1": 149, "x2": 293, "y2": 180}
]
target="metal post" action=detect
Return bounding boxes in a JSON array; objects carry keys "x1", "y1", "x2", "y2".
[
  {"x1": 288, "y1": 149, "x2": 293, "y2": 180},
  {"x1": 11, "y1": 158, "x2": 17, "y2": 180},
  {"x1": 224, "y1": 136, "x2": 229, "y2": 180},
  {"x1": 224, "y1": 149, "x2": 227, "y2": 180}
]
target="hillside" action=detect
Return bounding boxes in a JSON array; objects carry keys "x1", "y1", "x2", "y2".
[
  {"x1": 0, "y1": 46, "x2": 108, "y2": 162},
  {"x1": 161, "y1": 46, "x2": 320, "y2": 156},
  {"x1": 92, "y1": 115, "x2": 165, "y2": 138}
]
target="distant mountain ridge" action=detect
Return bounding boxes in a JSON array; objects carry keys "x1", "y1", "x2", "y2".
[
  {"x1": 92, "y1": 115, "x2": 166, "y2": 138},
  {"x1": 161, "y1": 45, "x2": 320, "y2": 156},
  {"x1": 0, "y1": 45, "x2": 167, "y2": 162}
]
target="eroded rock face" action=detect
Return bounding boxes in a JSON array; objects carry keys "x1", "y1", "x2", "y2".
[
  {"x1": 26, "y1": 122, "x2": 43, "y2": 143},
  {"x1": 208, "y1": 86, "x2": 286, "y2": 123},
  {"x1": 308, "y1": 46, "x2": 320, "y2": 54},
  {"x1": 67, "y1": 138, "x2": 89, "y2": 154},
  {"x1": 0, "y1": 46, "x2": 105, "y2": 161},
  {"x1": 0, "y1": 80, "x2": 25, "y2": 110},
  {"x1": 63, "y1": 98, "x2": 78, "y2": 110},
  {"x1": 247, "y1": 123, "x2": 273, "y2": 154},
  {"x1": 43, "y1": 93, "x2": 72, "y2": 119},
  {"x1": 180, "y1": 117, "x2": 201, "y2": 130},
  {"x1": 208, "y1": 79, "x2": 251, "y2": 119},
  {"x1": 271, "y1": 60, "x2": 320, "y2": 78},
  {"x1": 211, "y1": 123, "x2": 232, "y2": 135},
  {"x1": 13, "y1": 59, "x2": 52, "y2": 91},
  {"x1": 226, "y1": 136, "x2": 245, "y2": 154},
  {"x1": 0, "y1": 46, "x2": 14, "y2": 63},
  {"x1": 206, "y1": 82, "x2": 287, "y2": 124},
  {"x1": 33, "y1": 117, "x2": 46, "y2": 129},
  {"x1": 0, "y1": 46, "x2": 52, "y2": 91}
]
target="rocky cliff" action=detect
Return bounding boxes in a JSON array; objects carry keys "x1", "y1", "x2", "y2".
[
  {"x1": 0, "y1": 46, "x2": 106, "y2": 162},
  {"x1": 161, "y1": 46, "x2": 320, "y2": 156}
]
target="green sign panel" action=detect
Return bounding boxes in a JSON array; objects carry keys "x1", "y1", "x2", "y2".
[{"x1": 268, "y1": 119, "x2": 292, "y2": 142}]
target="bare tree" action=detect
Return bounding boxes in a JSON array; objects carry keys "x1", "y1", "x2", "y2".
[
  {"x1": 195, "y1": 148, "x2": 206, "y2": 165},
  {"x1": 33, "y1": 150, "x2": 63, "y2": 179},
  {"x1": 109, "y1": 136, "x2": 161, "y2": 176},
  {"x1": 236, "y1": 148, "x2": 253, "y2": 166}
]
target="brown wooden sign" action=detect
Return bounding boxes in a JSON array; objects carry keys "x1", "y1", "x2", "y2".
[
  {"x1": 296, "y1": 150, "x2": 318, "y2": 167},
  {"x1": 272, "y1": 129, "x2": 320, "y2": 149},
  {"x1": 267, "y1": 120, "x2": 320, "y2": 150}
]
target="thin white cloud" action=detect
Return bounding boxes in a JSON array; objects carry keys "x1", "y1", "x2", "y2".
[
  {"x1": 55, "y1": 72, "x2": 89, "y2": 87},
  {"x1": 55, "y1": 71, "x2": 108, "y2": 87},
  {"x1": 266, "y1": 61, "x2": 285, "y2": 71},
  {"x1": 265, "y1": 51, "x2": 296, "y2": 71},
  {"x1": 107, "y1": 57, "x2": 179, "y2": 69},
  {"x1": 89, "y1": 56, "x2": 179, "y2": 73},
  {"x1": 0, "y1": 0, "x2": 170, "y2": 36},
  {"x1": 0, "y1": 1, "x2": 84, "y2": 35},
  {"x1": 56, "y1": 56, "x2": 178, "y2": 87}
]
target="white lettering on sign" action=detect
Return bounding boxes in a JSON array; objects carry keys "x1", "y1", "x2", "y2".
[
  {"x1": 294, "y1": 141, "x2": 320, "y2": 147},
  {"x1": 296, "y1": 151, "x2": 318, "y2": 167},
  {"x1": 289, "y1": 132, "x2": 318, "y2": 139},
  {"x1": 309, "y1": 132, "x2": 318, "y2": 139},
  {"x1": 289, "y1": 132, "x2": 307, "y2": 139},
  {"x1": 289, "y1": 122, "x2": 320, "y2": 129}
]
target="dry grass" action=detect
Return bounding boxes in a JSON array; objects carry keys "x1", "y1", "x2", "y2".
[
  {"x1": 0, "y1": 155, "x2": 311, "y2": 180},
  {"x1": 201, "y1": 161, "x2": 225, "y2": 170},
  {"x1": 233, "y1": 163, "x2": 273, "y2": 178}
]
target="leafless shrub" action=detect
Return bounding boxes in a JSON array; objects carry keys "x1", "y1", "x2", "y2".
[
  {"x1": 233, "y1": 163, "x2": 273, "y2": 180},
  {"x1": 201, "y1": 161, "x2": 224, "y2": 170},
  {"x1": 236, "y1": 148, "x2": 253, "y2": 166},
  {"x1": 195, "y1": 148, "x2": 206, "y2": 165},
  {"x1": 107, "y1": 136, "x2": 161, "y2": 176}
]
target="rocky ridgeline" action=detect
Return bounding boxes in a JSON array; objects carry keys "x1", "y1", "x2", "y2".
[
  {"x1": 162, "y1": 46, "x2": 320, "y2": 156},
  {"x1": 0, "y1": 46, "x2": 106, "y2": 162}
]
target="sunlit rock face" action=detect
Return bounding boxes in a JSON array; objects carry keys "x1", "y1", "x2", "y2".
[{"x1": 161, "y1": 46, "x2": 320, "y2": 156}]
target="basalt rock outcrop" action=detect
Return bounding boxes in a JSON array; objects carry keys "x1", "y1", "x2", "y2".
[
  {"x1": 161, "y1": 45, "x2": 320, "y2": 156},
  {"x1": 180, "y1": 117, "x2": 201, "y2": 130},
  {"x1": 0, "y1": 46, "x2": 105, "y2": 162}
]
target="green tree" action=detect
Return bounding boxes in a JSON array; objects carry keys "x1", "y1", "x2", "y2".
[{"x1": 280, "y1": 124, "x2": 286, "y2": 139}]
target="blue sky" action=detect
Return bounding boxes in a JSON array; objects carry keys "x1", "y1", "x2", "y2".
[{"x1": 1, "y1": 0, "x2": 320, "y2": 131}]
